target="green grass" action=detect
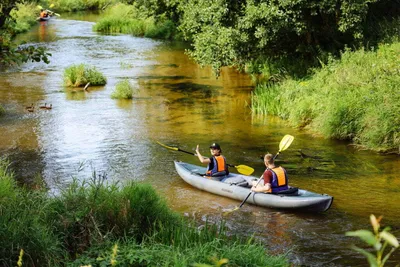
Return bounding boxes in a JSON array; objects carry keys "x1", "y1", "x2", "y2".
[
  {"x1": 252, "y1": 42, "x2": 400, "y2": 153},
  {"x1": 93, "y1": 3, "x2": 178, "y2": 40},
  {"x1": 63, "y1": 64, "x2": 107, "y2": 87},
  {"x1": 0, "y1": 158, "x2": 290, "y2": 266},
  {"x1": 111, "y1": 79, "x2": 138, "y2": 99}
]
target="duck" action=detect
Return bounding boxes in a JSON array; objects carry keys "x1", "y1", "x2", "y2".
[
  {"x1": 25, "y1": 103, "x2": 34, "y2": 110},
  {"x1": 45, "y1": 104, "x2": 52, "y2": 110},
  {"x1": 27, "y1": 106, "x2": 34, "y2": 112},
  {"x1": 39, "y1": 103, "x2": 47, "y2": 109}
]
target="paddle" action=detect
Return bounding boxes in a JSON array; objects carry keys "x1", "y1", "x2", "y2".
[
  {"x1": 156, "y1": 141, "x2": 255, "y2": 176},
  {"x1": 224, "y1": 134, "x2": 294, "y2": 214}
]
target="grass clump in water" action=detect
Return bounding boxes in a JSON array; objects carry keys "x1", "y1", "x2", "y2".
[
  {"x1": 252, "y1": 42, "x2": 400, "y2": 153},
  {"x1": 111, "y1": 79, "x2": 138, "y2": 99},
  {"x1": 63, "y1": 64, "x2": 107, "y2": 87}
]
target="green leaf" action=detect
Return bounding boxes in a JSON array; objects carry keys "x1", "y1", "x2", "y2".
[
  {"x1": 380, "y1": 231, "x2": 399, "y2": 248},
  {"x1": 351, "y1": 245, "x2": 378, "y2": 267},
  {"x1": 346, "y1": 230, "x2": 377, "y2": 246}
]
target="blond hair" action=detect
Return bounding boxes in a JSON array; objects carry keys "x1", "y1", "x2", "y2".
[{"x1": 264, "y1": 153, "x2": 274, "y2": 165}]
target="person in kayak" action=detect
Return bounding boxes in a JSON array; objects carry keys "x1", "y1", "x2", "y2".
[
  {"x1": 40, "y1": 9, "x2": 48, "y2": 18},
  {"x1": 251, "y1": 153, "x2": 289, "y2": 193},
  {"x1": 195, "y1": 143, "x2": 229, "y2": 179}
]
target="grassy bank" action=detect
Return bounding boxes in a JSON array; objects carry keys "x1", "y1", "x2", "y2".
[
  {"x1": 93, "y1": 3, "x2": 178, "y2": 40},
  {"x1": 251, "y1": 42, "x2": 400, "y2": 153},
  {"x1": 0, "y1": 158, "x2": 289, "y2": 266}
]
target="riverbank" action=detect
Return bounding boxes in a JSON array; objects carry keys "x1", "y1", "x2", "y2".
[
  {"x1": 252, "y1": 42, "x2": 400, "y2": 153},
  {"x1": 0, "y1": 158, "x2": 289, "y2": 266}
]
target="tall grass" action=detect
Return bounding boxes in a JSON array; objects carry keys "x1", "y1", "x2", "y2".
[
  {"x1": 0, "y1": 158, "x2": 290, "y2": 266},
  {"x1": 63, "y1": 64, "x2": 107, "y2": 87},
  {"x1": 93, "y1": 3, "x2": 178, "y2": 40},
  {"x1": 252, "y1": 42, "x2": 400, "y2": 153}
]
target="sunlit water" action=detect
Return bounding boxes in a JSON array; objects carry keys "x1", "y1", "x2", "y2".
[{"x1": 0, "y1": 14, "x2": 399, "y2": 266}]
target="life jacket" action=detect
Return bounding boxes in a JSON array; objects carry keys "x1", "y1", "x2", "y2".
[
  {"x1": 206, "y1": 155, "x2": 228, "y2": 177},
  {"x1": 267, "y1": 167, "x2": 288, "y2": 193}
]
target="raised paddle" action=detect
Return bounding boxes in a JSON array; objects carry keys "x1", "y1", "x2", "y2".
[
  {"x1": 224, "y1": 134, "x2": 294, "y2": 214},
  {"x1": 156, "y1": 141, "x2": 255, "y2": 176}
]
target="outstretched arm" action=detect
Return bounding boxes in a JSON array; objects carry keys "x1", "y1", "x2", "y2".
[{"x1": 195, "y1": 145, "x2": 211, "y2": 164}]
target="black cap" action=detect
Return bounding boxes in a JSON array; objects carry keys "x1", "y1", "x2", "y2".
[{"x1": 209, "y1": 143, "x2": 221, "y2": 150}]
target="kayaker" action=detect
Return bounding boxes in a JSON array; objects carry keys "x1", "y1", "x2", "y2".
[
  {"x1": 195, "y1": 143, "x2": 229, "y2": 179},
  {"x1": 40, "y1": 9, "x2": 48, "y2": 18},
  {"x1": 251, "y1": 153, "x2": 289, "y2": 193}
]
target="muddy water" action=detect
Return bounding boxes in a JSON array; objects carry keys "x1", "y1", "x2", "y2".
[{"x1": 0, "y1": 14, "x2": 399, "y2": 266}]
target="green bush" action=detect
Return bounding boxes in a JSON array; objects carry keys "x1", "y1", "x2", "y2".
[
  {"x1": 10, "y1": 3, "x2": 38, "y2": 34},
  {"x1": 111, "y1": 79, "x2": 138, "y2": 99},
  {"x1": 63, "y1": 64, "x2": 107, "y2": 87}
]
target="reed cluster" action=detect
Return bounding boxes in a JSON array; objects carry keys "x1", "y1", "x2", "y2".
[
  {"x1": 63, "y1": 64, "x2": 107, "y2": 87},
  {"x1": 252, "y1": 42, "x2": 400, "y2": 153}
]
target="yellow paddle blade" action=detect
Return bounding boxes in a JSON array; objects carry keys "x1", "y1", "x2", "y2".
[
  {"x1": 37, "y1": 5, "x2": 43, "y2": 9},
  {"x1": 235, "y1": 165, "x2": 254, "y2": 175},
  {"x1": 279, "y1": 134, "x2": 294, "y2": 152},
  {"x1": 223, "y1": 206, "x2": 239, "y2": 216},
  {"x1": 156, "y1": 141, "x2": 179, "y2": 151},
  {"x1": 50, "y1": 3, "x2": 55, "y2": 8}
]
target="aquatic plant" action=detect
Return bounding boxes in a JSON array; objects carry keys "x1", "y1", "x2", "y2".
[
  {"x1": 63, "y1": 64, "x2": 107, "y2": 87},
  {"x1": 111, "y1": 79, "x2": 138, "y2": 99},
  {"x1": 346, "y1": 214, "x2": 399, "y2": 267},
  {"x1": 0, "y1": 104, "x2": 5, "y2": 115}
]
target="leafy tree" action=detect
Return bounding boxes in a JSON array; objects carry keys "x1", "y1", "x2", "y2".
[{"x1": 0, "y1": 0, "x2": 51, "y2": 66}]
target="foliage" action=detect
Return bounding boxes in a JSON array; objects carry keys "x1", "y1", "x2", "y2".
[
  {"x1": 93, "y1": 3, "x2": 178, "y2": 39},
  {"x1": 63, "y1": 64, "x2": 107, "y2": 87},
  {"x1": 0, "y1": 1, "x2": 51, "y2": 66},
  {"x1": 10, "y1": 3, "x2": 38, "y2": 34},
  {"x1": 346, "y1": 215, "x2": 399, "y2": 267},
  {"x1": 251, "y1": 42, "x2": 400, "y2": 153},
  {"x1": 111, "y1": 79, "x2": 138, "y2": 99},
  {"x1": 41, "y1": 0, "x2": 117, "y2": 12}
]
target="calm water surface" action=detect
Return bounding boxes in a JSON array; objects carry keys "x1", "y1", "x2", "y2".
[{"x1": 0, "y1": 14, "x2": 399, "y2": 266}]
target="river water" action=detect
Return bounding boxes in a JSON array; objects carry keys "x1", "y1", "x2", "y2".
[{"x1": 0, "y1": 13, "x2": 399, "y2": 266}]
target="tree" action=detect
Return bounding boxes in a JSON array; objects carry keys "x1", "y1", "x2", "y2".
[{"x1": 0, "y1": 0, "x2": 50, "y2": 66}]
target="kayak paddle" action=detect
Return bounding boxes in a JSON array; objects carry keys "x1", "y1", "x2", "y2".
[
  {"x1": 224, "y1": 134, "x2": 294, "y2": 214},
  {"x1": 156, "y1": 141, "x2": 255, "y2": 176}
]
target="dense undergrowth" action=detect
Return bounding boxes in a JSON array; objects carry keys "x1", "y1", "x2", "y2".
[
  {"x1": 251, "y1": 42, "x2": 400, "y2": 153},
  {"x1": 0, "y1": 158, "x2": 289, "y2": 266}
]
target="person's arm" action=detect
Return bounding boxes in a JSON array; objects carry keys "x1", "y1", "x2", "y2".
[
  {"x1": 251, "y1": 172, "x2": 271, "y2": 193},
  {"x1": 195, "y1": 145, "x2": 211, "y2": 164}
]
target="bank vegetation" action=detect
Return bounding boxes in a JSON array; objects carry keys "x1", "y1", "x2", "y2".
[{"x1": 0, "y1": 158, "x2": 289, "y2": 266}]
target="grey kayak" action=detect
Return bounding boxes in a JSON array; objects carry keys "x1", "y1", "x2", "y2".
[{"x1": 174, "y1": 161, "x2": 333, "y2": 213}]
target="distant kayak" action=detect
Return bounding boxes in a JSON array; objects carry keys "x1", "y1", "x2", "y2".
[
  {"x1": 174, "y1": 161, "x2": 333, "y2": 213},
  {"x1": 38, "y1": 16, "x2": 51, "y2": 21}
]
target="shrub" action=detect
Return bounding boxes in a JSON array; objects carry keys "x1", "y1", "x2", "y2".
[
  {"x1": 63, "y1": 64, "x2": 106, "y2": 87},
  {"x1": 111, "y1": 79, "x2": 138, "y2": 99}
]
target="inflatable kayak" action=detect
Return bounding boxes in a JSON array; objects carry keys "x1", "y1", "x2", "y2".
[{"x1": 174, "y1": 161, "x2": 333, "y2": 213}]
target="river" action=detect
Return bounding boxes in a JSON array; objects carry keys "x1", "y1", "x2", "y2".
[{"x1": 0, "y1": 13, "x2": 399, "y2": 266}]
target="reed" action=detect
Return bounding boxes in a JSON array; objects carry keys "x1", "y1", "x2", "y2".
[{"x1": 63, "y1": 64, "x2": 107, "y2": 87}]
